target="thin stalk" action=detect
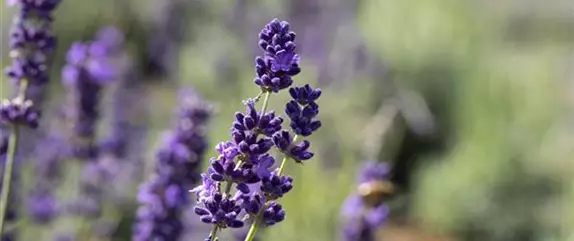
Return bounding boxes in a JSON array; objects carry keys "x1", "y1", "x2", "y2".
[
  {"x1": 243, "y1": 210, "x2": 263, "y2": 241},
  {"x1": 209, "y1": 226, "x2": 219, "y2": 241},
  {"x1": 0, "y1": 125, "x2": 19, "y2": 236},
  {"x1": 244, "y1": 133, "x2": 298, "y2": 241},
  {"x1": 259, "y1": 91, "x2": 271, "y2": 115},
  {"x1": 242, "y1": 91, "x2": 274, "y2": 241}
]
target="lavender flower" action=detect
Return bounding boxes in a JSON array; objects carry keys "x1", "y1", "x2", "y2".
[
  {"x1": 5, "y1": 0, "x2": 61, "y2": 102},
  {"x1": 254, "y1": 18, "x2": 301, "y2": 92},
  {"x1": 145, "y1": 0, "x2": 189, "y2": 79},
  {"x1": 0, "y1": 1, "x2": 61, "y2": 239},
  {"x1": 133, "y1": 92, "x2": 211, "y2": 241},
  {"x1": 60, "y1": 28, "x2": 120, "y2": 226},
  {"x1": 191, "y1": 18, "x2": 322, "y2": 241},
  {"x1": 26, "y1": 187, "x2": 58, "y2": 224},
  {"x1": 285, "y1": 87, "x2": 321, "y2": 137},
  {"x1": 62, "y1": 33, "x2": 119, "y2": 158},
  {"x1": 340, "y1": 161, "x2": 393, "y2": 241},
  {"x1": 0, "y1": 99, "x2": 40, "y2": 128}
]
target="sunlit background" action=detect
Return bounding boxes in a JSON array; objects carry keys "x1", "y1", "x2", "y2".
[{"x1": 1, "y1": 0, "x2": 573, "y2": 240}]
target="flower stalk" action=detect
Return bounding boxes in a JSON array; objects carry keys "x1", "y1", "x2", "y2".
[
  {"x1": 0, "y1": 125, "x2": 19, "y2": 236},
  {"x1": 191, "y1": 18, "x2": 321, "y2": 241}
]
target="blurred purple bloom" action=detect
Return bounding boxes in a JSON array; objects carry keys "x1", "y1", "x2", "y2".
[
  {"x1": 62, "y1": 29, "x2": 121, "y2": 158},
  {"x1": 340, "y1": 161, "x2": 392, "y2": 241},
  {"x1": 26, "y1": 131, "x2": 68, "y2": 225},
  {"x1": 341, "y1": 195, "x2": 390, "y2": 241},
  {"x1": 133, "y1": 92, "x2": 211, "y2": 241},
  {"x1": 5, "y1": 0, "x2": 60, "y2": 88},
  {"x1": 357, "y1": 161, "x2": 391, "y2": 184},
  {"x1": 145, "y1": 0, "x2": 189, "y2": 79},
  {"x1": 26, "y1": 189, "x2": 58, "y2": 224}
]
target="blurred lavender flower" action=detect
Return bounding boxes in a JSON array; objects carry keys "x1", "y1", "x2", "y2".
[
  {"x1": 4, "y1": 0, "x2": 61, "y2": 103},
  {"x1": 26, "y1": 131, "x2": 68, "y2": 224},
  {"x1": 26, "y1": 188, "x2": 58, "y2": 224},
  {"x1": 133, "y1": 91, "x2": 211, "y2": 241},
  {"x1": 62, "y1": 31, "x2": 119, "y2": 158},
  {"x1": 1, "y1": 1, "x2": 61, "y2": 239},
  {"x1": 191, "y1": 18, "x2": 322, "y2": 241},
  {"x1": 145, "y1": 0, "x2": 189, "y2": 79},
  {"x1": 340, "y1": 161, "x2": 393, "y2": 241},
  {"x1": 60, "y1": 28, "x2": 121, "y2": 224}
]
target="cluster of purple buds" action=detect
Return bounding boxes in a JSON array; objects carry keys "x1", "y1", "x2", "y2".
[
  {"x1": 254, "y1": 18, "x2": 301, "y2": 92},
  {"x1": 5, "y1": 0, "x2": 61, "y2": 88},
  {"x1": 133, "y1": 92, "x2": 211, "y2": 241},
  {"x1": 191, "y1": 18, "x2": 322, "y2": 241},
  {"x1": 1, "y1": 0, "x2": 61, "y2": 128},
  {"x1": 0, "y1": 98, "x2": 40, "y2": 129},
  {"x1": 340, "y1": 161, "x2": 394, "y2": 241}
]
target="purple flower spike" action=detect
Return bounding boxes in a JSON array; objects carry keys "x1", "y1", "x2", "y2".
[
  {"x1": 254, "y1": 18, "x2": 300, "y2": 93},
  {"x1": 285, "y1": 99, "x2": 321, "y2": 137},
  {"x1": 191, "y1": 18, "x2": 320, "y2": 240},
  {"x1": 272, "y1": 130, "x2": 314, "y2": 162},
  {"x1": 62, "y1": 30, "x2": 122, "y2": 159},
  {"x1": 5, "y1": 0, "x2": 61, "y2": 90},
  {"x1": 133, "y1": 92, "x2": 212, "y2": 241}
]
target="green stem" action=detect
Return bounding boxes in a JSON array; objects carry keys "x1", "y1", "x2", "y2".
[
  {"x1": 277, "y1": 135, "x2": 299, "y2": 176},
  {"x1": 243, "y1": 211, "x2": 263, "y2": 241},
  {"x1": 0, "y1": 125, "x2": 19, "y2": 237},
  {"x1": 259, "y1": 91, "x2": 271, "y2": 115},
  {"x1": 209, "y1": 226, "x2": 219, "y2": 241}
]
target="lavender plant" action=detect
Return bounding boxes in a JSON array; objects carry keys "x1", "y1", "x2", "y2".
[
  {"x1": 190, "y1": 18, "x2": 322, "y2": 241},
  {"x1": 0, "y1": 0, "x2": 61, "y2": 237},
  {"x1": 132, "y1": 91, "x2": 212, "y2": 240},
  {"x1": 340, "y1": 161, "x2": 393, "y2": 241},
  {"x1": 61, "y1": 28, "x2": 120, "y2": 233}
]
